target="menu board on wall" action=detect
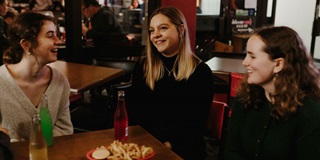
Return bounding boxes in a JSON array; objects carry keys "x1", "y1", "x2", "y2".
[{"x1": 231, "y1": 16, "x2": 255, "y2": 34}]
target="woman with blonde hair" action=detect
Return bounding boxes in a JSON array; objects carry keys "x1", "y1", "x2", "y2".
[{"x1": 127, "y1": 6, "x2": 214, "y2": 159}]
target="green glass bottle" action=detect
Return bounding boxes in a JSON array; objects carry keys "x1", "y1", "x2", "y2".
[{"x1": 38, "y1": 94, "x2": 53, "y2": 146}]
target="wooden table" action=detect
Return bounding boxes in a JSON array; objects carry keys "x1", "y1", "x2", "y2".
[
  {"x1": 205, "y1": 57, "x2": 246, "y2": 74},
  {"x1": 11, "y1": 125, "x2": 183, "y2": 160},
  {"x1": 48, "y1": 60, "x2": 125, "y2": 93}
]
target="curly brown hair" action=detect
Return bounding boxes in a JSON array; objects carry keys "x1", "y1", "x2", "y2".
[
  {"x1": 237, "y1": 26, "x2": 320, "y2": 120},
  {"x1": 2, "y1": 11, "x2": 53, "y2": 64}
]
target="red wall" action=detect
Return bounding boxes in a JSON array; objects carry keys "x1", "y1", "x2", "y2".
[{"x1": 160, "y1": 0, "x2": 197, "y2": 51}]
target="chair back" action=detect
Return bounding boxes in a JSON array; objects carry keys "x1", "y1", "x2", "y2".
[
  {"x1": 92, "y1": 58, "x2": 136, "y2": 112},
  {"x1": 206, "y1": 100, "x2": 229, "y2": 141},
  {"x1": 230, "y1": 72, "x2": 244, "y2": 98},
  {"x1": 92, "y1": 58, "x2": 137, "y2": 82},
  {"x1": 228, "y1": 72, "x2": 244, "y2": 118}
]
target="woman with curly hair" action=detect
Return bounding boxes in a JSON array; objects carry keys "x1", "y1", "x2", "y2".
[
  {"x1": 224, "y1": 26, "x2": 320, "y2": 160},
  {"x1": 0, "y1": 11, "x2": 73, "y2": 142}
]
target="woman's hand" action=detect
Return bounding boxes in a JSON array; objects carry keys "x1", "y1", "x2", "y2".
[
  {"x1": 81, "y1": 23, "x2": 89, "y2": 37},
  {"x1": 164, "y1": 141, "x2": 172, "y2": 149},
  {"x1": 0, "y1": 125, "x2": 9, "y2": 136}
]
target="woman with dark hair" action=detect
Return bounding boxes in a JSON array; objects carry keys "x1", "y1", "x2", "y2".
[
  {"x1": 224, "y1": 26, "x2": 320, "y2": 159},
  {"x1": 0, "y1": 0, "x2": 9, "y2": 65},
  {"x1": 127, "y1": 6, "x2": 214, "y2": 159},
  {"x1": 0, "y1": 11, "x2": 73, "y2": 142}
]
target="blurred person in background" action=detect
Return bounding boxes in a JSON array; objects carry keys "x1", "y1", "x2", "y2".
[
  {"x1": 51, "y1": 0, "x2": 64, "y2": 12},
  {"x1": 129, "y1": 0, "x2": 140, "y2": 9},
  {"x1": 0, "y1": 11, "x2": 73, "y2": 142},
  {"x1": 3, "y1": 8, "x2": 18, "y2": 25},
  {"x1": 0, "y1": 0, "x2": 9, "y2": 65},
  {"x1": 29, "y1": 0, "x2": 52, "y2": 11},
  {"x1": 126, "y1": 6, "x2": 214, "y2": 160},
  {"x1": 81, "y1": 0, "x2": 128, "y2": 46},
  {"x1": 224, "y1": 26, "x2": 320, "y2": 160}
]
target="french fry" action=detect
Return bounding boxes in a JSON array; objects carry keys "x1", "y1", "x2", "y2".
[{"x1": 101, "y1": 140, "x2": 154, "y2": 159}]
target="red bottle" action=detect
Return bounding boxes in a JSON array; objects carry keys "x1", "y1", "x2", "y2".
[{"x1": 114, "y1": 91, "x2": 128, "y2": 141}]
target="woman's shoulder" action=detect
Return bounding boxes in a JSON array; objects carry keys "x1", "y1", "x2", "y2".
[
  {"x1": 48, "y1": 65, "x2": 69, "y2": 86},
  {"x1": 299, "y1": 96, "x2": 320, "y2": 119},
  {"x1": 301, "y1": 95, "x2": 320, "y2": 108},
  {"x1": 197, "y1": 60, "x2": 211, "y2": 69},
  {"x1": 0, "y1": 65, "x2": 11, "y2": 78},
  {"x1": 193, "y1": 60, "x2": 212, "y2": 76}
]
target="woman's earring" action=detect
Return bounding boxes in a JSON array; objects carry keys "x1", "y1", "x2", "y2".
[{"x1": 273, "y1": 72, "x2": 278, "y2": 81}]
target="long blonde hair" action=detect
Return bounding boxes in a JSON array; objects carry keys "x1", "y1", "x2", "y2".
[{"x1": 143, "y1": 6, "x2": 201, "y2": 90}]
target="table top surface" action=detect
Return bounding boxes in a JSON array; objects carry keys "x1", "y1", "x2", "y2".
[
  {"x1": 48, "y1": 60, "x2": 125, "y2": 93},
  {"x1": 11, "y1": 125, "x2": 182, "y2": 160},
  {"x1": 206, "y1": 57, "x2": 246, "y2": 74}
]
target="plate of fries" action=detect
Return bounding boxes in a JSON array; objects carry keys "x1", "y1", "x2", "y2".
[{"x1": 86, "y1": 140, "x2": 155, "y2": 160}]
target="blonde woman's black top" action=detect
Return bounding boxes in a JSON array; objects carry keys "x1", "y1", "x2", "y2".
[{"x1": 127, "y1": 55, "x2": 214, "y2": 160}]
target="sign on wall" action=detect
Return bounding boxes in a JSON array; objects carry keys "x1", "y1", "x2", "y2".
[{"x1": 231, "y1": 16, "x2": 255, "y2": 34}]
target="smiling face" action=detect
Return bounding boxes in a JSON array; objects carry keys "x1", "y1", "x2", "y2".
[
  {"x1": 242, "y1": 34, "x2": 278, "y2": 89},
  {"x1": 149, "y1": 13, "x2": 181, "y2": 57},
  {"x1": 33, "y1": 20, "x2": 60, "y2": 64}
]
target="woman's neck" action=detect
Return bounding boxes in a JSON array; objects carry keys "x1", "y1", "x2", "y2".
[{"x1": 265, "y1": 91, "x2": 275, "y2": 104}]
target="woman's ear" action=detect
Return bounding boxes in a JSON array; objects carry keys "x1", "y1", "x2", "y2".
[
  {"x1": 179, "y1": 24, "x2": 185, "y2": 37},
  {"x1": 19, "y1": 39, "x2": 29, "y2": 51},
  {"x1": 273, "y1": 57, "x2": 285, "y2": 73}
]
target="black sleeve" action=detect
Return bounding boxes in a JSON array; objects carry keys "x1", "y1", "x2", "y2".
[{"x1": 0, "y1": 131, "x2": 13, "y2": 160}]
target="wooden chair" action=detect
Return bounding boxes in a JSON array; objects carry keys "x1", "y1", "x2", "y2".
[
  {"x1": 70, "y1": 96, "x2": 112, "y2": 133},
  {"x1": 212, "y1": 71, "x2": 231, "y2": 104},
  {"x1": 204, "y1": 100, "x2": 229, "y2": 160},
  {"x1": 91, "y1": 58, "x2": 137, "y2": 96},
  {"x1": 91, "y1": 58, "x2": 136, "y2": 116},
  {"x1": 69, "y1": 92, "x2": 84, "y2": 111}
]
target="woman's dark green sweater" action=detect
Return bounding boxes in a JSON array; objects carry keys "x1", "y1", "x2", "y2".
[{"x1": 225, "y1": 96, "x2": 320, "y2": 160}]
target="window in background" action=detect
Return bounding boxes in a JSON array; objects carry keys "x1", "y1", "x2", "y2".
[{"x1": 198, "y1": 0, "x2": 220, "y2": 15}]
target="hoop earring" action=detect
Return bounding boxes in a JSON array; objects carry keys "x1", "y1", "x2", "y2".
[{"x1": 273, "y1": 72, "x2": 278, "y2": 81}]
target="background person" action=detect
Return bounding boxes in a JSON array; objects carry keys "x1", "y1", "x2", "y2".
[
  {"x1": 51, "y1": 0, "x2": 64, "y2": 12},
  {"x1": 0, "y1": 11, "x2": 73, "y2": 142},
  {"x1": 81, "y1": 0, "x2": 128, "y2": 46},
  {"x1": 129, "y1": 0, "x2": 140, "y2": 9},
  {"x1": 224, "y1": 26, "x2": 320, "y2": 160},
  {"x1": 3, "y1": 8, "x2": 18, "y2": 25},
  {"x1": 126, "y1": 6, "x2": 214, "y2": 160},
  {"x1": 0, "y1": 0, "x2": 9, "y2": 65},
  {"x1": 29, "y1": 0, "x2": 52, "y2": 11}
]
